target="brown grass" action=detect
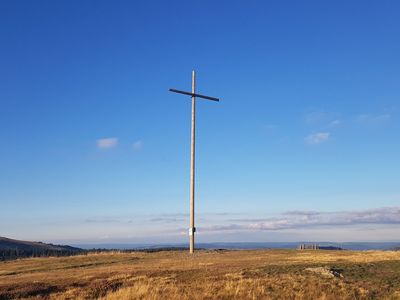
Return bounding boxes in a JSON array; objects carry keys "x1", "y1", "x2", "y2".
[{"x1": 1, "y1": 249, "x2": 400, "y2": 299}]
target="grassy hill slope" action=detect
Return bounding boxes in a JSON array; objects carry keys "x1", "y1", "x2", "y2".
[{"x1": 0, "y1": 236, "x2": 83, "y2": 260}]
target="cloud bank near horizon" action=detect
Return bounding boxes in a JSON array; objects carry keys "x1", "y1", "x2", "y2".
[
  {"x1": 3, "y1": 206, "x2": 400, "y2": 244},
  {"x1": 203, "y1": 207, "x2": 400, "y2": 232}
]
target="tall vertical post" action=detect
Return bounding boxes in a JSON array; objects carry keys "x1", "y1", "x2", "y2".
[
  {"x1": 190, "y1": 70, "x2": 196, "y2": 254},
  {"x1": 169, "y1": 71, "x2": 219, "y2": 254}
]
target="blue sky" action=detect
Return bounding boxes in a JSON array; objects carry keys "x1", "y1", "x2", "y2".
[{"x1": 1, "y1": 1, "x2": 399, "y2": 244}]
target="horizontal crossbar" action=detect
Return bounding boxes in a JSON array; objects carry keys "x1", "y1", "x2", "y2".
[{"x1": 169, "y1": 89, "x2": 220, "y2": 102}]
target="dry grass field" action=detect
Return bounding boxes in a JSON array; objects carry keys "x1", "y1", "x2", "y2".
[{"x1": 1, "y1": 249, "x2": 400, "y2": 299}]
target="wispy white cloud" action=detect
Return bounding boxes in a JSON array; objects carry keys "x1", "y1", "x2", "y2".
[
  {"x1": 263, "y1": 124, "x2": 278, "y2": 132},
  {"x1": 329, "y1": 119, "x2": 342, "y2": 127},
  {"x1": 305, "y1": 111, "x2": 328, "y2": 125},
  {"x1": 304, "y1": 110, "x2": 392, "y2": 129},
  {"x1": 201, "y1": 207, "x2": 400, "y2": 233},
  {"x1": 354, "y1": 114, "x2": 391, "y2": 126},
  {"x1": 97, "y1": 137, "x2": 118, "y2": 149},
  {"x1": 150, "y1": 217, "x2": 184, "y2": 223},
  {"x1": 85, "y1": 217, "x2": 132, "y2": 224},
  {"x1": 304, "y1": 132, "x2": 330, "y2": 145},
  {"x1": 133, "y1": 140, "x2": 143, "y2": 151}
]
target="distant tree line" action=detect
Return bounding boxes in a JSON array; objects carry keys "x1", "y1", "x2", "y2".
[
  {"x1": 1, "y1": 246, "x2": 197, "y2": 261},
  {"x1": 0, "y1": 248, "x2": 86, "y2": 261},
  {"x1": 86, "y1": 247, "x2": 189, "y2": 253}
]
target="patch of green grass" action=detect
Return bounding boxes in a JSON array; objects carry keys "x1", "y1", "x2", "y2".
[
  {"x1": 333, "y1": 260, "x2": 400, "y2": 295},
  {"x1": 258, "y1": 260, "x2": 400, "y2": 299}
]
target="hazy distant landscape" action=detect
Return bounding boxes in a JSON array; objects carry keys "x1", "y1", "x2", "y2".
[
  {"x1": 74, "y1": 242, "x2": 400, "y2": 251},
  {"x1": 3, "y1": 236, "x2": 400, "y2": 262}
]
